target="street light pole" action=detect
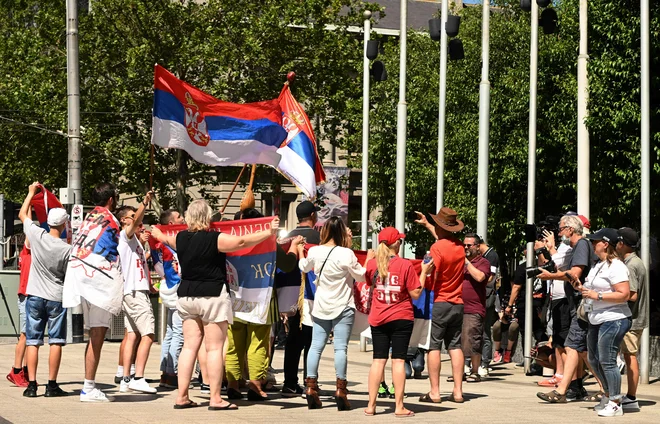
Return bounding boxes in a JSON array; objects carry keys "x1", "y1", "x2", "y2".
[
  {"x1": 394, "y1": 0, "x2": 408, "y2": 236},
  {"x1": 476, "y1": 0, "x2": 491, "y2": 242},
  {"x1": 639, "y1": 0, "x2": 650, "y2": 385},
  {"x1": 66, "y1": 0, "x2": 82, "y2": 204},
  {"x1": 436, "y1": 0, "x2": 449, "y2": 212},
  {"x1": 361, "y1": 11, "x2": 371, "y2": 251},
  {"x1": 577, "y1": 0, "x2": 589, "y2": 219},
  {"x1": 524, "y1": 0, "x2": 539, "y2": 375}
]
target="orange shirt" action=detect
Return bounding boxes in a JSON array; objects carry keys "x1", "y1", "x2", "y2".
[{"x1": 430, "y1": 237, "x2": 465, "y2": 304}]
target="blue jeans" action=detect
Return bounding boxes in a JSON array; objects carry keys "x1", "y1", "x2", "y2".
[
  {"x1": 160, "y1": 309, "x2": 184, "y2": 374},
  {"x1": 25, "y1": 295, "x2": 67, "y2": 346},
  {"x1": 306, "y1": 307, "x2": 355, "y2": 380},
  {"x1": 587, "y1": 317, "x2": 631, "y2": 401}
]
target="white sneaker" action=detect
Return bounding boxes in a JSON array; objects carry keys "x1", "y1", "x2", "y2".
[
  {"x1": 128, "y1": 378, "x2": 157, "y2": 394},
  {"x1": 594, "y1": 396, "x2": 611, "y2": 411},
  {"x1": 464, "y1": 365, "x2": 471, "y2": 374},
  {"x1": 598, "y1": 401, "x2": 623, "y2": 417},
  {"x1": 478, "y1": 365, "x2": 490, "y2": 378},
  {"x1": 80, "y1": 388, "x2": 109, "y2": 402},
  {"x1": 119, "y1": 379, "x2": 130, "y2": 393},
  {"x1": 621, "y1": 395, "x2": 640, "y2": 412}
]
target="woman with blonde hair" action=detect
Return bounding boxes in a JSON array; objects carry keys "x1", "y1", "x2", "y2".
[
  {"x1": 298, "y1": 216, "x2": 374, "y2": 411},
  {"x1": 363, "y1": 227, "x2": 426, "y2": 417},
  {"x1": 582, "y1": 228, "x2": 632, "y2": 417},
  {"x1": 151, "y1": 199, "x2": 278, "y2": 410}
]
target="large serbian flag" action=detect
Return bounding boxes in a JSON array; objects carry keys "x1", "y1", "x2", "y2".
[
  {"x1": 155, "y1": 217, "x2": 277, "y2": 325},
  {"x1": 152, "y1": 65, "x2": 287, "y2": 167},
  {"x1": 277, "y1": 84, "x2": 326, "y2": 199}
]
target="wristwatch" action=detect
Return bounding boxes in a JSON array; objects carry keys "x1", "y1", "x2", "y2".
[{"x1": 597, "y1": 292, "x2": 603, "y2": 301}]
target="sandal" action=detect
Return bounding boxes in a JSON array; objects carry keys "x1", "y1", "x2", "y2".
[
  {"x1": 418, "y1": 392, "x2": 442, "y2": 403},
  {"x1": 447, "y1": 374, "x2": 467, "y2": 383},
  {"x1": 173, "y1": 400, "x2": 199, "y2": 409},
  {"x1": 536, "y1": 390, "x2": 567, "y2": 403},
  {"x1": 447, "y1": 393, "x2": 464, "y2": 403},
  {"x1": 466, "y1": 373, "x2": 481, "y2": 383},
  {"x1": 585, "y1": 390, "x2": 604, "y2": 402},
  {"x1": 364, "y1": 409, "x2": 376, "y2": 416},
  {"x1": 208, "y1": 402, "x2": 238, "y2": 410},
  {"x1": 395, "y1": 410, "x2": 415, "y2": 418}
]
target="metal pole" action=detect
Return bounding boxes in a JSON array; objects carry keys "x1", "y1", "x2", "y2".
[
  {"x1": 577, "y1": 0, "x2": 590, "y2": 219},
  {"x1": 639, "y1": 0, "x2": 650, "y2": 385},
  {"x1": 524, "y1": 1, "x2": 539, "y2": 375},
  {"x1": 361, "y1": 11, "x2": 372, "y2": 251},
  {"x1": 394, "y1": 0, "x2": 408, "y2": 236},
  {"x1": 436, "y1": 0, "x2": 449, "y2": 212},
  {"x1": 476, "y1": 0, "x2": 491, "y2": 242},
  {"x1": 67, "y1": 0, "x2": 82, "y2": 204},
  {"x1": 0, "y1": 194, "x2": 4, "y2": 270}
]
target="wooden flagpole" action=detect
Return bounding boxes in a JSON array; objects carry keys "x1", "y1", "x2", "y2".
[{"x1": 220, "y1": 164, "x2": 248, "y2": 214}]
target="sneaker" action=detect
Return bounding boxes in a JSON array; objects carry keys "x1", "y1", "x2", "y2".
[
  {"x1": 200, "y1": 383, "x2": 210, "y2": 394},
  {"x1": 537, "y1": 375, "x2": 562, "y2": 387},
  {"x1": 621, "y1": 395, "x2": 640, "y2": 412},
  {"x1": 161, "y1": 375, "x2": 178, "y2": 389},
  {"x1": 281, "y1": 384, "x2": 304, "y2": 398},
  {"x1": 598, "y1": 401, "x2": 623, "y2": 417},
  {"x1": 6, "y1": 369, "x2": 29, "y2": 387},
  {"x1": 128, "y1": 378, "x2": 157, "y2": 394},
  {"x1": 378, "y1": 382, "x2": 389, "y2": 398},
  {"x1": 80, "y1": 388, "x2": 109, "y2": 402},
  {"x1": 478, "y1": 365, "x2": 490, "y2": 378},
  {"x1": 503, "y1": 350, "x2": 512, "y2": 363},
  {"x1": 566, "y1": 386, "x2": 586, "y2": 402},
  {"x1": 594, "y1": 395, "x2": 611, "y2": 411},
  {"x1": 45, "y1": 385, "x2": 68, "y2": 397},
  {"x1": 23, "y1": 384, "x2": 38, "y2": 397},
  {"x1": 388, "y1": 385, "x2": 396, "y2": 399},
  {"x1": 492, "y1": 350, "x2": 503, "y2": 364},
  {"x1": 119, "y1": 379, "x2": 130, "y2": 393},
  {"x1": 114, "y1": 375, "x2": 123, "y2": 384}
]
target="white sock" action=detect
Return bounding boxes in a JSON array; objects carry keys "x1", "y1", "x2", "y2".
[
  {"x1": 83, "y1": 379, "x2": 95, "y2": 393},
  {"x1": 116, "y1": 366, "x2": 124, "y2": 377},
  {"x1": 130, "y1": 364, "x2": 136, "y2": 375}
]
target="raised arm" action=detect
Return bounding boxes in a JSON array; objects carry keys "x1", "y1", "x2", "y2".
[
  {"x1": 18, "y1": 182, "x2": 40, "y2": 223},
  {"x1": 217, "y1": 217, "x2": 279, "y2": 253},
  {"x1": 150, "y1": 226, "x2": 177, "y2": 250},
  {"x1": 414, "y1": 211, "x2": 437, "y2": 240},
  {"x1": 125, "y1": 191, "x2": 154, "y2": 239}
]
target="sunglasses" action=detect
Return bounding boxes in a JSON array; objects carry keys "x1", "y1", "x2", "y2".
[{"x1": 464, "y1": 243, "x2": 475, "y2": 248}]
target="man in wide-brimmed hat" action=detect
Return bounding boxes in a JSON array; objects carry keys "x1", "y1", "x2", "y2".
[{"x1": 415, "y1": 207, "x2": 467, "y2": 404}]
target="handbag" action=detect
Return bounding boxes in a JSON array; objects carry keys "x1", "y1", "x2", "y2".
[{"x1": 576, "y1": 299, "x2": 589, "y2": 322}]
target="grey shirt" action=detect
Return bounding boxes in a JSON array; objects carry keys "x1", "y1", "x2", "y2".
[
  {"x1": 624, "y1": 252, "x2": 648, "y2": 330},
  {"x1": 24, "y1": 218, "x2": 73, "y2": 302}
]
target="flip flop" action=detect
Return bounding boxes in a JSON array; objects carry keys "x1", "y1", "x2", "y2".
[
  {"x1": 419, "y1": 392, "x2": 442, "y2": 403},
  {"x1": 208, "y1": 402, "x2": 238, "y2": 411},
  {"x1": 173, "y1": 400, "x2": 199, "y2": 409},
  {"x1": 364, "y1": 409, "x2": 376, "y2": 416},
  {"x1": 395, "y1": 410, "x2": 415, "y2": 418},
  {"x1": 447, "y1": 394, "x2": 464, "y2": 403}
]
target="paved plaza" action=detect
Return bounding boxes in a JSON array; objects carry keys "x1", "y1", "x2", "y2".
[{"x1": 1, "y1": 338, "x2": 658, "y2": 423}]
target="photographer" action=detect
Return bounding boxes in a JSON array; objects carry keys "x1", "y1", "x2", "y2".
[{"x1": 537, "y1": 215, "x2": 601, "y2": 403}]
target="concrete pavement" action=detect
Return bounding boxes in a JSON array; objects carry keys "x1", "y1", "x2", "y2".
[{"x1": 1, "y1": 339, "x2": 658, "y2": 423}]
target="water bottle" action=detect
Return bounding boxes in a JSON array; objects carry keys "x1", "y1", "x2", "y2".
[{"x1": 423, "y1": 251, "x2": 432, "y2": 276}]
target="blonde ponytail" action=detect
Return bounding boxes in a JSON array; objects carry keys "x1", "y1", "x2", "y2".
[{"x1": 376, "y1": 242, "x2": 391, "y2": 281}]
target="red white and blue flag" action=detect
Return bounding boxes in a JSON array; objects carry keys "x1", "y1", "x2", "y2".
[
  {"x1": 277, "y1": 85, "x2": 326, "y2": 198},
  {"x1": 156, "y1": 217, "x2": 277, "y2": 325},
  {"x1": 151, "y1": 65, "x2": 287, "y2": 167}
]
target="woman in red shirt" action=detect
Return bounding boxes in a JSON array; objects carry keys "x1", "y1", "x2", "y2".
[{"x1": 363, "y1": 227, "x2": 428, "y2": 417}]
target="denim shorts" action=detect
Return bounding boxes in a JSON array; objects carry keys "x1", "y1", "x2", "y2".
[
  {"x1": 25, "y1": 295, "x2": 67, "y2": 346},
  {"x1": 564, "y1": 309, "x2": 588, "y2": 352},
  {"x1": 18, "y1": 295, "x2": 27, "y2": 334}
]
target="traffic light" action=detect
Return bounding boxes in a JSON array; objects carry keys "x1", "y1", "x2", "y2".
[
  {"x1": 366, "y1": 40, "x2": 387, "y2": 82},
  {"x1": 428, "y1": 15, "x2": 464, "y2": 61}
]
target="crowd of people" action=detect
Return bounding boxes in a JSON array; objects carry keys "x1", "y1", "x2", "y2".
[{"x1": 4, "y1": 182, "x2": 650, "y2": 418}]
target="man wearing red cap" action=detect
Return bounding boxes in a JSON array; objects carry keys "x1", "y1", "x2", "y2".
[{"x1": 415, "y1": 207, "x2": 466, "y2": 404}]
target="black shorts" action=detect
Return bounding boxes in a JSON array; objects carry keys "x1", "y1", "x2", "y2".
[
  {"x1": 371, "y1": 320, "x2": 414, "y2": 360},
  {"x1": 430, "y1": 302, "x2": 463, "y2": 351},
  {"x1": 551, "y1": 298, "x2": 571, "y2": 348}
]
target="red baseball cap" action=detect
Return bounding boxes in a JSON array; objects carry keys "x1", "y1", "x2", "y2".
[
  {"x1": 378, "y1": 227, "x2": 406, "y2": 245},
  {"x1": 578, "y1": 214, "x2": 591, "y2": 229}
]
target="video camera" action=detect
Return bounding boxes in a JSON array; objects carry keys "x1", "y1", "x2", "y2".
[
  {"x1": 524, "y1": 215, "x2": 560, "y2": 243},
  {"x1": 526, "y1": 246, "x2": 557, "y2": 278}
]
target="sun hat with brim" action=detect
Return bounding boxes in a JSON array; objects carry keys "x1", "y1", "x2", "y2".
[
  {"x1": 586, "y1": 228, "x2": 619, "y2": 245},
  {"x1": 378, "y1": 227, "x2": 405, "y2": 245},
  {"x1": 430, "y1": 207, "x2": 464, "y2": 233}
]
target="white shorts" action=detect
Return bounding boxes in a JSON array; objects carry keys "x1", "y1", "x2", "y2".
[{"x1": 81, "y1": 298, "x2": 114, "y2": 329}]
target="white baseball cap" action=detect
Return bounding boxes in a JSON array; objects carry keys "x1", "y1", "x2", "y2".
[{"x1": 47, "y1": 208, "x2": 69, "y2": 227}]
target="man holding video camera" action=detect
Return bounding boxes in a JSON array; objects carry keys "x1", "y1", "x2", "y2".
[{"x1": 536, "y1": 215, "x2": 599, "y2": 403}]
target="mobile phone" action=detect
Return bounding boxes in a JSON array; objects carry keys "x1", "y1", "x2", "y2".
[{"x1": 407, "y1": 211, "x2": 419, "y2": 221}]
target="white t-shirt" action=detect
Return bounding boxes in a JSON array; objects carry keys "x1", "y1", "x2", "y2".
[
  {"x1": 550, "y1": 243, "x2": 573, "y2": 300},
  {"x1": 299, "y1": 244, "x2": 366, "y2": 321},
  {"x1": 584, "y1": 258, "x2": 632, "y2": 325},
  {"x1": 118, "y1": 230, "x2": 150, "y2": 294}
]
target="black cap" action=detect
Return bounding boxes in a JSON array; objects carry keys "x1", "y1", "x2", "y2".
[
  {"x1": 586, "y1": 228, "x2": 620, "y2": 245},
  {"x1": 618, "y1": 227, "x2": 639, "y2": 248},
  {"x1": 296, "y1": 201, "x2": 320, "y2": 220}
]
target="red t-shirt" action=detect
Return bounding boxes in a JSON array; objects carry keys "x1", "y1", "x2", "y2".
[
  {"x1": 462, "y1": 255, "x2": 492, "y2": 317},
  {"x1": 18, "y1": 246, "x2": 31, "y2": 296},
  {"x1": 365, "y1": 256, "x2": 421, "y2": 327},
  {"x1": 430, "y1": 237, "x2": 465, "y2": 304}
]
